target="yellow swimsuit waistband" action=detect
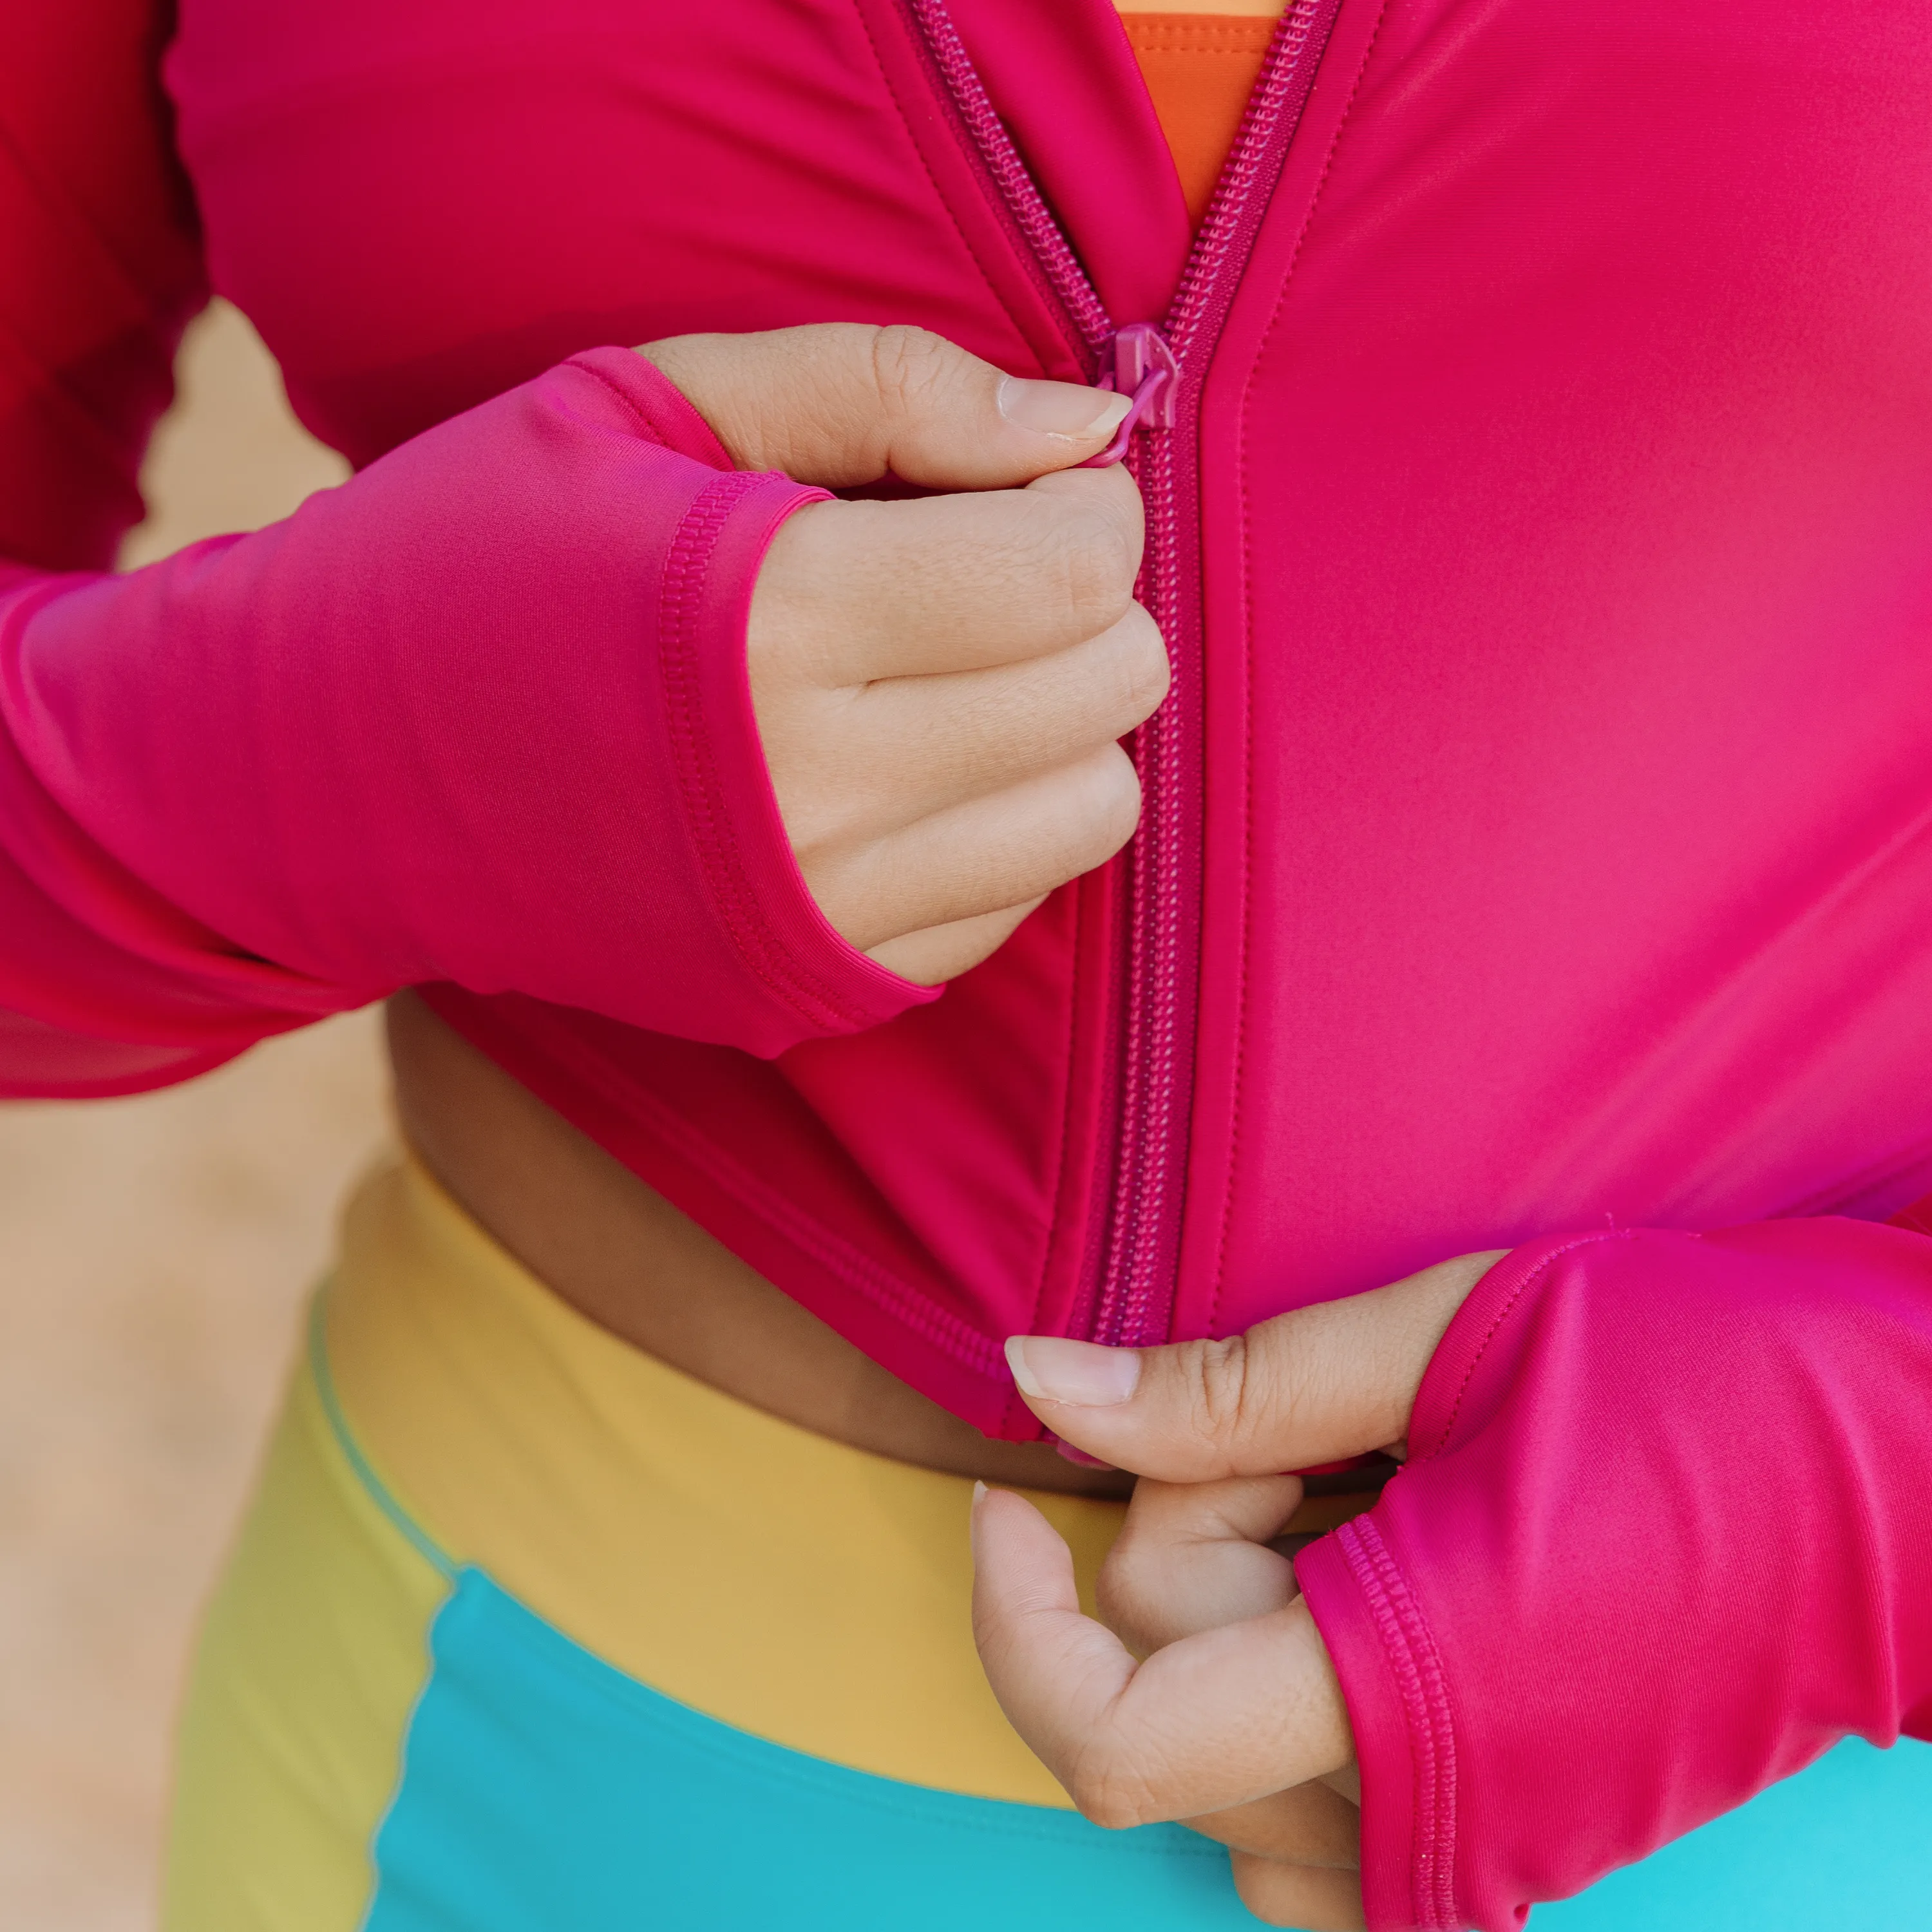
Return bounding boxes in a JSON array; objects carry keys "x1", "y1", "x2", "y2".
[{"x1": 323, "y1": 1151, "x2": 1129, "y2": 1808}]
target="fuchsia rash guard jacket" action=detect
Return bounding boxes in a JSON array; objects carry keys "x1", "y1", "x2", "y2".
[{"x1": 6, "y1": 0, "x2": 1932, "y2": 1922}]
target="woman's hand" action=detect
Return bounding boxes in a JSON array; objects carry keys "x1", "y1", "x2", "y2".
[
  {"x1": 971, "y1": 1251, "x2": 1504, "y2": 1928},
  {"x1": 639, "y1": 325, "x2": 1163, "y2": 985}
]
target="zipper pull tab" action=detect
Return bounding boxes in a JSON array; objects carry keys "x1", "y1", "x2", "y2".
[{"x1": 1081, "y1": 323, "x2": 1179, "y2": 468}]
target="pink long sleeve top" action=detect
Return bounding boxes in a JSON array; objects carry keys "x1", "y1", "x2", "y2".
[{"x1": 6, "y1": 1, "x2": 1932, "y2": 1922}]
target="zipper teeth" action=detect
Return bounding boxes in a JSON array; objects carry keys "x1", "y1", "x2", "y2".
[
  {"x1": 1092, "y1": 0, "x2": 1337, "y2": 1349},
  {"x1": 1166, "y1": 0, "x2": 1330, "y2": 355},
  {"x1": 1096, "y1": 425, "x2": 1184, "y2": 1347},
  {"x1": 1095, "y1": 416, "x2": 1179, "y2": 1343},
  {"x1": 902, "y1": 0, "x2": 1113, "y2": 354},
  {"x1": 900, "y1": 0, "x2": 1340, "y2": 1352}
]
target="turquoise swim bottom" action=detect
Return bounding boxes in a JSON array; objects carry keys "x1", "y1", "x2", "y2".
[
  {"x1": 369, "y1": 1569, "x2": 1932, "y2": 1931},
  {"x1": 359, "y1": 1560, "x2": 1926, "y2": 1928}
]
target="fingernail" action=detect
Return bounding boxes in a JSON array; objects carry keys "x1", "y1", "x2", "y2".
[
  {"x1": 997, "y1": 375, "x2": 1133, "y2": 440},
  {"x1": 972, "y1": 1479, "x2": 988, "y2": 1508},
  {"x1": 1005, "y1": 1334, "x2": 1141, "y2": 1406}
]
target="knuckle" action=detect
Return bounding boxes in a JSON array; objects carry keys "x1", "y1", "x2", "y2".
[
  {"x1": 1097, "y1": 746, "x2": 1147, "y2": 840},
  {"x1": 1110, "y1": 607, "x2": 1171, "y2": 723},
  {"x1": 1011, "y1": 750, "x2": 1142, "y2": 904},
  {"x1": 1066, "y1": 747, "x2": 1142, "y2": 863},
  {"x1": 1042, "y1": 506, "x2": 1138, "y2": 633},
  {"x1": 1094, "y1": 1541, "x2": 1157, "y2": 1643},
  {"x1": 1184, "y1": 1332, "x2": 1280, "y2": 1460},
  {"x1": 867, "y1": 324, "x2": 952, "y2": 419},
  {"x1": 1066, "y1": 1750, "x2": 1160, "y2": 1832},
  {"x1": 1229, "y1": 1853, "x2": 1302, "y2": 1925}
]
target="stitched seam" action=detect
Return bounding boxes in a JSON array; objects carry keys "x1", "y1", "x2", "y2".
[
  {"x1": 1203, "y1": 572, "x2": 1249, "y2": 1332},
  {"x1": 718, "y1": 1163, "x2": 1012, "y2": 1375},
  {"x1": 561, "y1": 354, "x2": 659, "y2": 439},
  {"x1": 1010, "y1": 880, "x2": 1103, "y2": 1439},
  {"x1": 1032, "y1": 879, "x2": 1102, "y2": 1341},
  {"x1": 1340, "y1": 1516, "x2": 1459, "y2": 1930},
  {"x1": 1204, "y1": 274, "x2": 1256, "y2": 1331},
  {"x1": 659, "y1": 475, "x2": 802, "y2": 1011},
  {"x1": 539, "y1": 1027, "x2": 1010, "y2": 1376},
  {"x1": 472, "y1": 1001, "x2": 1012, "y2": 1379},
  {"x1": 847, "y1": 1, "x2": 1061, "y2": 352},
  {"x1": 1126, "y1": 25, "x2": 1277, "y2": 52},
  {"x1": 1028, "y1": 898, "x2": 1082, "y2": 1335},
  {"x1": 1235, "y1": 0, "x2": 1388, "y2": 379},
  {"x1": 359, "y1": 1590, "x2": 465, "y2": 1932},
  {"x1": 579, "y1": 365, "x2": 878, "y2": 1027},
  {"x1": 1414, "y1": 1233, "x2": 1622, "y2": 1461},
  {"x1": 659, "y1": 474, "x2": 871, "y2": 1031},
  {"x1": 1209, "y1": 1, "x2": 1387, "y2": 1329},
  {"x1": 565, "y1": 354, "x2": 732, "y2": 469},
  {"x1": 308, "y1": 1297, "x2": 459, "y2": 1580}
]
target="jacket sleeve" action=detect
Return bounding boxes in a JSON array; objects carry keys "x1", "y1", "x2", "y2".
[
  {"x1": 1, "y1": 3, "x2": 932, "y2": 1098},
  {"x1": 0, "y1": 345, "x2": 936, "y2": 1095},
  {"x1": 1294, "y1": 1218, "x2": 1932, "y2": 1932}
]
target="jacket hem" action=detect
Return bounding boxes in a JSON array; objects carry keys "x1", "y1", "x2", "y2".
[{"x1": 421, "y1": 985, "x2": 1021, "y2": 1435}]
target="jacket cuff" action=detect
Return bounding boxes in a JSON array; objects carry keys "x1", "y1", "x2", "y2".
[
  {"x1": 1295, "y1": 1238, "x2": 1604, "y2": 1932},
  {"x1": 567, "y1": 348, "x2": 939, "y2": 1053},
  {"x1": 1297, "y1": 1517, "x2": 1456, "y2": 1932},
  {"x1": 658, "y1": 459, "x2": 941, "y2": 1045}
]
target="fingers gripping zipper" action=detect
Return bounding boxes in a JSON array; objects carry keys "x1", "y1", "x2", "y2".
[
  {"x1": 1082, "y1": 325, "x2": 1179, "y2": 467},
  {"x1": 902, "y1": 0, "x2": 1343, "y2": 1350}
]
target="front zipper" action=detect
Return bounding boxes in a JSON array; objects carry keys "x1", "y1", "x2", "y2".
[{"x1": 904, "y1": 0, "x2": 1345, "y2": 1349}]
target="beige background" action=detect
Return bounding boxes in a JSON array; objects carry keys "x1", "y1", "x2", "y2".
[{"x1": 0, "y1": 305, "x2": 388, "y2": 1929}]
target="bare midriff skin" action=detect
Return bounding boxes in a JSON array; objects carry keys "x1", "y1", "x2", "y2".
[{"x1": 388, "y1": 990, "x2": 1135, "y2": 1498}]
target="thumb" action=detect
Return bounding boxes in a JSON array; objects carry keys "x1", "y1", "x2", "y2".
[
  {"x1": 636, "y1": 323, "x2": 1131, "y2": 489},
  {"x1": 1005, "y1": 1251, "x2": 1507, "y2": 1482}
]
